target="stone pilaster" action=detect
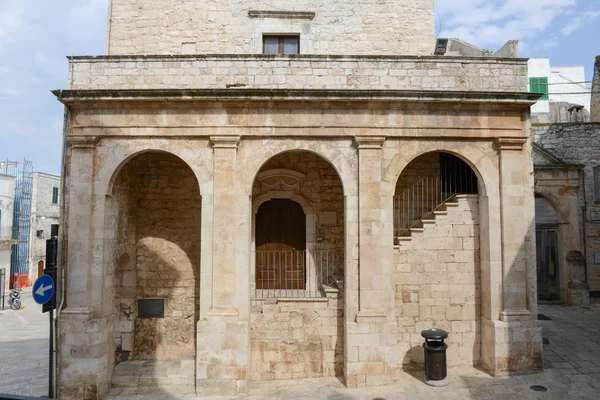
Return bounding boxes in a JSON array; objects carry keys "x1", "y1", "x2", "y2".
[
  {"x1": 346, "y1": 137, "x2": 397, "y2": 388},
  {"x1": 484, "y1": 137, "x2": 542, "y2": 375},
  {"x1": 566, "y1": 251, "x2": 590, "y2": 306},
  {"x1": 196, "y1": 136, "x2": 248, "y2": 395},
  {"x1": 59, "y1": 136, "x2": 111, "y2": 400}
]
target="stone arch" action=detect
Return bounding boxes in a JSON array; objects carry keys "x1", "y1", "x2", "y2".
[
  {"x1": 383, "y1": 142, "x2": 495, "y2": 198},
  {"x1": 534, "y1": 190, "x2": 568, "y2": 224},
  {"x1": 103, "y1": 150, "x2": 202, "y2": 390},
  {"x1": 239, "y1": 140, "x2": 357, "y2": 196},
  {"x1": 96, "y1": 139, "x2": 212, "y2": 198}
]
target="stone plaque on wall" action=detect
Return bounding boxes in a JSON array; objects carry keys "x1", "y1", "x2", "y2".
[
  {"x1": 591, "y1": 212, "x2": 600, "y2": 221},
  {"x1": 319, "y1": 211, "x2": 337, "y2": 225},
  {"x1": 595, "y1": 252, "x2": 600, "y2": 264}
]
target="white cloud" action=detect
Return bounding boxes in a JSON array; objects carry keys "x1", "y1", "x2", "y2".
[
  {"x1": 560, "y1": 10, "x2": 600, "y2": 35},
  {"x1": 436, "y1": 0, "x2": 577, "y2": 49}
]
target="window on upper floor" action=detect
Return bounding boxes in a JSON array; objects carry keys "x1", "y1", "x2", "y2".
[
  {"x1": 594, "y1": 165, "x2": 600, "y2": 202},
  {"x1": 52, "y1": 187, "x2": 59, "y2": 205},
  {"x1": 36, "y1": 230, "x2": 44, "y2": 239},
  {"x1": 530, "y1": 77, "x2": 549, "y2": 100},
  {"x1": 263, "y1": 35, "x2": 300, "y2": 55}
]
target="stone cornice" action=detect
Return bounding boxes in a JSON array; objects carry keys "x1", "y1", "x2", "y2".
[
  {"x1": 210, "y1": 136, "x2": 240, "y2": 149},
  {"x1": 496, "y1": 137, "x2": 528, "y2": 151},
  {"x1": 67, "y1": 136, "x2": 98, "y2": 148},
  {"x1": 355, "y1": 136, "x2": 386, "y2": 149},
  {"x1": 53, "y1": 89, "x2": 541, "y2": 107},
  {"x1": 248, "y1": 10, "x2": 315, "y2": 20}
]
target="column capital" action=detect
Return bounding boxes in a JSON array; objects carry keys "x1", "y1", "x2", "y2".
[
  {"x1": 67, "y1": 136, "x2": 98, "y2": 149},
  {"x1": 210, "y1": 136, "x2": 241, "y2": 149},
  {"x1": 355, "y1": 136, "x2": 385, "y2": 149},
  {"x1": 496, "y1": 137, "x2": 527, "y2": 151}
]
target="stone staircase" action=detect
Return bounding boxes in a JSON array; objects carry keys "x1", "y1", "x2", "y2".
[{"x1": 394, "y1": 195, "x2": 462, "y2": 247}]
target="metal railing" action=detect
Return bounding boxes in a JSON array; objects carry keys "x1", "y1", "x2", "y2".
[
  {"x1": 393, "y1": 173, "x2": 477, "y2": 237},
  {"x1": 0, "y1": 226, "x2": 18, "y2": 241},
  {"x1": 253, "y1": 249, "x2": 342, "y2": 300}
]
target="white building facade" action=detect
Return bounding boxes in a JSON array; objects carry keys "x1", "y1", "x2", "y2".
[
  {"x1": 28, "y1": 172, "x2": 60, "y2": 283},
  {"x1": 528, "y1": 57, "x2": 592, "y2": 121}
]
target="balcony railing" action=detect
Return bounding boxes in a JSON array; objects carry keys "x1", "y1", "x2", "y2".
[
  {"x1": 253, "y1": 249, "x2": 342, "y2": 300},
  {"x1": 0, "y1": 227, "x2": 17, "y2": 242}
]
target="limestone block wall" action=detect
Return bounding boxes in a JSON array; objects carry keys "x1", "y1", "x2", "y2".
[
  {"x1": 395, "y1": 195, "x2": 481, "y2": 367},
  {"x1": 250, "y1": 291, "x2": 343, "y2": 380},
  {"x1": 394, "y1": 153, "x2": 440, "y2": 196},
  {"x1": 532, "y1": 123, "x2": 600, "y2": 292},
  {"x1": 110, "y1": 152, "x2": 201, "y2": 362},
  {"x1": 107, "y1": 0, "x2": 434, "y2": 56},
  {"x1": 68, "y1": 55, "x2": 528, "y2": 92}
]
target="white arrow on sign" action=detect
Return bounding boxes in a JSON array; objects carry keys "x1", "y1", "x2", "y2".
[{"x1": 35, "y1": 284, "x2": 53, "y2": 296}]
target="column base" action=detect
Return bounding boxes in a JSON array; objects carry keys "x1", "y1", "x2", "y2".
[
  {"x1": 196, "y1": 315, "x2": 249, "y2": 395},
  {"x1": 345, "y1": 318, "x2": 398, "y2": 388},
  {"x1": 58, "y1": 310, "x2": 111, "y2": 400},
  {"x1": 426, "y1": 377, "x2": 449, "y2": 387},
  {"x1": 567, "y1": 282, "x2": 590, "y2": 306},
  {"x1": 481, "y1": 317, "x2": 543, "y2": 376}
]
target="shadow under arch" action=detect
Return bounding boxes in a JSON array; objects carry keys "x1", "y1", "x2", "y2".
[{"x1": 104, "y1": 150, "x2": 202, "y2": 393}]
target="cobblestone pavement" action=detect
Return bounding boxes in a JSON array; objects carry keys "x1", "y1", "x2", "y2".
[
  {"x1": 108, "y1": 303, "x2": 600, "y2": 400},
  {"x1": 0, "y1": 289, "x2": 50, "y2": 398}
]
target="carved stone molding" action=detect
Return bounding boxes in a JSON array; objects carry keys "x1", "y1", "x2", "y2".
[
  {"x1": 355, "y1": 136, "x2": 386, "y2": 149},
  {"x1": 248, "y1": 10, "x2": 315, "y2": 20},
  {"x1": 496, "y1": 137, "x2": 528, "y2": 151},
  {"x1": 67, "y1": 136, "x2": 98, "y2": 149},
  {"x1": 210, "y1": 136, "x2": 241, "y2": 149}
]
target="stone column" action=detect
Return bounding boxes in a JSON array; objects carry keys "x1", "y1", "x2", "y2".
[
  {"x1": 489, "y1": 137, "x2": 542, "y2": 374},
  {"x1": 346, "y1": 137, "x2": 397, "y2": 388},
  {"x1": 59, "y1": 136, "x2": 111, "y2": 400},
  {"x1": 196, "y1": 136, "x2": 248, "y2": 395}
]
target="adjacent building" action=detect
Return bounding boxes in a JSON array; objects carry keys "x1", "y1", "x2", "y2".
[
  {"x1": 55, "y1": 1, "x2": 543, "y2": 398},
  {"x1": 0, "y1": 172, "x2": 17, "y2": 299},
  {"x1": 528, "y1": 57, "x2": 592, "y2": 123},
  {"x1": 28, "y1": 172, "x2": 61, "y2": 283},
  {"x1": 531, "y1": 56, "x2": 600, "y2": 305}
]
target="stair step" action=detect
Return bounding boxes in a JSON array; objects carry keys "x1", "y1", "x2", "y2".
[
  {"x1": 410, "y1": 228, "x2": 424, "y2": 233},
  {"x1": 422, "y1": 218, "x2": 436, "y2": 224},
  {"x1": 433, "y1": 210, "x2": 448, "y2": 215},
  {"x1": 397, "y1": 236, "x2": 412, "y2": 242}
]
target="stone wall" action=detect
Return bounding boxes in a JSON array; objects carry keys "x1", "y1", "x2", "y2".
[
  {"x1": 107, "y1": 0, "x2": 434, "y2": 56},
  {"x1": 532, "y1": 124, "x2": 600, "y2": 292},
  {"x1": 250, "y1": 290, "x2": 343, "y2": 381},
  {"x1": 68, "y1": 55, "x2": 528, "y2": 92},
  {"x1": 395, "y1": 195, "x2": 481, "y2": 367},
  {"x1": 111, "y1": 152, "x2": 201, "y2": 361}
]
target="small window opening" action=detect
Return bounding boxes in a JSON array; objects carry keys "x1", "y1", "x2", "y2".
[
  {"x1": 263, "y1": 35, "x2": 300, "y2": 55},
  {"x1": 36, "y1": 230, "x2": 44, "y2": 239},
  {"x1": 52, "y1": 187, "x2": 59, "y2": 205}
]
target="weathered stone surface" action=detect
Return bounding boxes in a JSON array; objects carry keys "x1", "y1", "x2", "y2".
[{"x1": 107, "y1": 0, "x2": 435, "y2": 56}]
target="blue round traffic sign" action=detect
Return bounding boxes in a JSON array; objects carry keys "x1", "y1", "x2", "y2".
[{"x1": 33, "y1": 275, "x2": 55, "y2": 305}]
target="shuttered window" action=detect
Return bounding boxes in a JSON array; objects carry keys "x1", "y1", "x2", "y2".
[
  {"x1": 530, "y1": 77, "x2": 549, "y2": 100},
  {"x1": 52, "y1": 187, "x2": 59, "y2": 205}
]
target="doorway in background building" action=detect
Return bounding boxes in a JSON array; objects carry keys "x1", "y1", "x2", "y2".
[
  {"x1": 255, "y1": 199, "x2": 306, "y2": 290},
  {"x1": 535, "y1": 196, "x2": 560, "y2": 300}
]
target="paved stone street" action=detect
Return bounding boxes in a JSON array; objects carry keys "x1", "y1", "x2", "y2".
[
  {"x1": 0, "y1": 289, "x2": 49, "y2": 398},
  {"x1": 107, "y1": 304, "x2": 600, "y2": 400}
]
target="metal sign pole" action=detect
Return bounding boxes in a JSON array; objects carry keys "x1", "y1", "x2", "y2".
[{"x1": 49, "y1": 307, "x2": 54, "y2": 398}]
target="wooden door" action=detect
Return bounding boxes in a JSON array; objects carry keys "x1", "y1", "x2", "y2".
[
  {"x1": 536, "y1": 228, "x2": 560, "y2": 300},
  {"x1": 38, "y1": 260, "x2": 44, "y2": 279},
  {"x1": 255, "y1": 199, "x2": 306, "y2": 290}
]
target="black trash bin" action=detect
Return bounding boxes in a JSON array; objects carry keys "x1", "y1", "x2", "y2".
[{"x1": 421, "y1": 328, "x2": 448, "y2": 386}]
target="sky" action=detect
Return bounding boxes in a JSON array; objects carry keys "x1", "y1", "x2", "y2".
[{"x1": 0, "y1": 0, "x2": 598, "y2": 176}]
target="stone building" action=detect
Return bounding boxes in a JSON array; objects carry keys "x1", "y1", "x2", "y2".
[
  {"x1": 530, "y1": 56, "x2": 600, "y2": 306},
  {"x1": 27, "y1": 172, "x2": 60, "y2": 283},
  {"x1": 54, "y1": 1, "x2": 543, "y2": 398}
]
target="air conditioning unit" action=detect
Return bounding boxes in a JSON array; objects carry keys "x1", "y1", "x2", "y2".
[{"x1": 434, "y1": 38, "x2": 449, "y2": 55}]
